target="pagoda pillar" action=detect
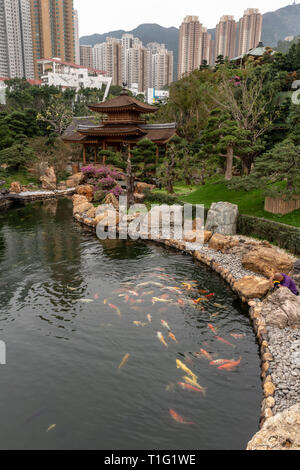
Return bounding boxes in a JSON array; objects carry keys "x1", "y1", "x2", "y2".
[{"x1": 83, "y1": 144, "x2": 87, "y2": 165}]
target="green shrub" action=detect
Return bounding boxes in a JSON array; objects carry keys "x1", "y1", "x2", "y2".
[{"x1": 237, "y1": 214, "x2": 300, "y2": 255}]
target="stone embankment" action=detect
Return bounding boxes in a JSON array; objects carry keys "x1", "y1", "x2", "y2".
[{"x1": 71, "y1": 193, "x2": 300, "y2": 450}]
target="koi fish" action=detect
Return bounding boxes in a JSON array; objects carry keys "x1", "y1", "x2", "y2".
[
  {"x1": 77, "y1": 299, "x2": 94, "y2": 303},
  {"x1": 152, "y1": 297, "x2": 170, "y2": 305},
  {"x1": 169, "y1": 409, "x2": 194, "y2": 425},
  {"x1": 215, "y1": 336, "x2": 235, "y2": 347},
  {"x1": 147, "y1": 314, "x2": 152, "y2": 324},
  {"x1": 218, "y1": 357, "x2": 242, "y2": 371},
  {"x1": 94, "y1": 294, "x2": 99, "y2": 300},
  {"x1": 230, "y1": 333, "x2": 246, "y2": 339},
  {"x1": 176, "y1": 360, "x2": 197, "y2": 381},
  {"x1": 197, "y1": 349, "x2": 213, "y2": 361},
  {"x1": 208, "y1": 324, "x2": 217, "y2": 335},
  {"x1": 213, "y1": 303, "x2": 227, "y2": 309},
  {"x1": 157, "y1": 332, "x2": 168, "y2": 348},
  {"x1": 133, "y1": 321, "x2": 147, "y2": 327},
  {"x1": 109, "y1": 304, "x2": 121, "y2": 317},
  {"x1": 210, "y1": 359, "x2": 235, "y2": 366},
  {"x1": 198, "y1": 290, "x2": 209, "y2": 294},
  {"x1": 182, "y1": 283, "x2": 193, "y2": 290},
  {"x1": 141, "y1": 291, "x2": 154, "y2": 297},
  {"x1": 178, "y1": 382, "x2": 204, "y2": 393},
  {"x1": 136, "y1": 282, "x2": 163, "y2": 288},
  {"x1": 169, "y1": 332, "x2": 178, "y2": 343},
  {"x1": 67, "y1": 286, "x2": 77, "y2": 291},
  {"x1": 160, "y1": 293, "x2": 170, "y2": 300},
  {"x1": 128, "y1": 290, "x2": 139, "y2": 296},
  {"x1": 103, "y1": 299, "x2": 108, "y2": 305},
  {"x1": 46, "y1": 424, "x2": 56, "y2": 433},
  {"x1": 165, "y1": 286, "x2": 182, "y2": 293},
  {"x1": 193, "y1": 297, "x2": 206, "y2": 304},
  {"x1": 161, "y1": 320, "x2": 171, "y2": 331},
  {"x1": 205, "y1": 293, "x2": 215, "y2": 299},
  {"x1": 182, "y1": 376, "x2": 206, "y2": 395},
  {"x1": 118, "y1": 353, "x2": 130, "y2": 369},
  {"x1": 178, "y1": 299, "x2": 185, "y2": 306}
]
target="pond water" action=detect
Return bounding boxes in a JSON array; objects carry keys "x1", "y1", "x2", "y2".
[{"x1": 0, "y1": 198, "x2": 261, "y2": 450}]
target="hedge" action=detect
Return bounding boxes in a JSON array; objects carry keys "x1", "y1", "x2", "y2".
[{"x1": 237, "y1": 214, "x2": 300, "y2": 255}]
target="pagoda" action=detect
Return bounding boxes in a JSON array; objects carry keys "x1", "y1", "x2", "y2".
[{"x1": 62, "y1": 90, "x2": 177, "y2": 164}]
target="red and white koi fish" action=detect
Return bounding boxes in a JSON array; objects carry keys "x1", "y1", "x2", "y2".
[
  {"x1": 197, "y1": 349, "x2": 213, "y2": 361},
  {"x1": 178, "y1": 382, "x2": 204, "y2": 393},
  {"x1": 169, "y1": 409, "x2": 194, "y2": 425},
  {"x1": 205, "y1": 293, "x2": 215, "y2": 299},
  {"x1": 108, "y1": 304, "x2": 121, "y2": 317},
  {"x1": 210, "y1": 358, "x2": 235, "y2": 366},
  {"x1": 218, "y1": 357, "x2": 242, "y2": 371},
  {"x1": 215, "y1": 336, "x2": 235, "y2": 347},
  {"x1": 230, "y1": 333, "x2": 246, "y2": 339},
  {"x1": 161, "y1": 320, "x2": 171, "y2": 331},
  {"x1": 208, "y1": 323, "x2": 217, "y2": 335}
]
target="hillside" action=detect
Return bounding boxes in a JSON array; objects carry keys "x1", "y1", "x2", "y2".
[{"x1": 80, "y1": 4, "x2": 300, "y2": 78}]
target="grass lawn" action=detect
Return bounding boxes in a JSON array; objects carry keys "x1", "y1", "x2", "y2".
[
  {"x1": 154, "y1": 180, "x2": 300, "y2": 228},
  {"x1": 1, "y1": 169, "x2": 39, "y2": 190}
]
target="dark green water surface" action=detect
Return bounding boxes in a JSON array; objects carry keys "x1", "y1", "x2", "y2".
[{"x1": 0, "y1": 198, "x2": 261, "y2": 450}]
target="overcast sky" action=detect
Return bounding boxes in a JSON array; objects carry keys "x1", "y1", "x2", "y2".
[{"x1": 74, "y1": 0, "x2": 291, "y2": 37}]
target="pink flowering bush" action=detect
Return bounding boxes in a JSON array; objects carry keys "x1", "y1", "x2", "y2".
[{"x1": 82, "y1": 165, "x2": 123, "y2": 202}]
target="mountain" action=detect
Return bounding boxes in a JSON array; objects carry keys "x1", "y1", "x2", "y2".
[{"x1": 80, "y1": 4, "x2": 300, "y2": 77}]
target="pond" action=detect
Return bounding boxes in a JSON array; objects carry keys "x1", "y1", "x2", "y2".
[{"x1": 0, "y1": 198, "x2": 261, "y2": 450}]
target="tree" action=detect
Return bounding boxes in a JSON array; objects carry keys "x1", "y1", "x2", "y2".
[
  {"x1": 157, "y1": 137, "x2": 180, "y2": 193},
  {"x1": 229, "y1": 139, "x2": 300, "y2": 198},
  {"x1": 130, "y1": 139, "x2": 157, "y2": 182},
  {"x1": 37, "y1": 95, "x2": 73, "y2": 136},
  {"x1": 199, "y1": 109, "x2": 252, "y2": 180},
  {"x1": 0, "y1": 142, "x2": 34, "y2": 170}
]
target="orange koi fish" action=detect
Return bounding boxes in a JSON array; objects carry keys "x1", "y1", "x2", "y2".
[
  {"x1": 208, "y1": 324, "x2": 217, "y2": 335},
  {"x1": 193, "y1": 297, "x2": 206, "y2": 304},
  {"x1": 218, "y1": 357, "x2": 242, "y2": 371},
  {"x1": 103, "y1": 299, "x2": 108, "y2": 305},
  {"x1": 210, "y1": 359, "x2": 235, "y2": 366},
  {"x1": 230, "y1": 333, "x2": 246, "y2": 339},
  {"x1": 147, "y1": 314, "x2": 152, "y2": 324},
  {"x1": 178, "y1": 382, "x2": 204, "y2": 393},
  {"x1": 169, "y1": 332, "x2": 178, "y2": 343},
  {"x1": 118, "y1": 353, "x2": 130, "y2": 369},
  {"x1": 157, "y1": 332, "x2": 168, "y2": 348},
  {"x1": 133, "y1": 321, "x2": 147, "y2": 327},
  {"x1": 108, "y1": 304, "x2": 121, "y2": 317},
  {"x1": 182, "y1": 283, "x2": 192, "y2": 290},
  {"x1": 169, "y1": 409, "x2": 194, "y2": 425},
  {"x1": 197, "y1": 349, "x2": 213, "y2": 361},
  {"x1": 178, "y1": 299, "x2": 184, "y2": 306},
  {"x1": 215, "y1": 336, "x2": 235, "y2": 347},
  {"x1": 198, "y1": 290, "x2": 209, "y2": 294}
]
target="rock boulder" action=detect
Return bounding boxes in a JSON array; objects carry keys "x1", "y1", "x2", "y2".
[
  {"x1": 76, "y1": 184, "x2": 94, "y2": 202},
  {"x1": 233, "y1": 276, "x2": 270, "y2": 300},
  {"x1": 40, "y1": 166, "x2": 56, "y2": 190},
  {"x1": 205, "y1": 202, "x2": 239, "y2": 235},
  {"x1": 261, "y1": 287, "x2": 300, "y2": 328},
  {"x1": 291, "y1": 259, "x2": 300, "y2": 289},
  {"x1": 242, "y1": 247, "x2": 294, "y2": 278},
  {"x1": 247, "y1": 403, "x2": 300, "y2": 450},
  {"x1": 209, "y1": 233, "x2": 239, "y2": 253},
  {"x1": 135, "y1": 182, "x2": 155, "y2": 194},
  {"x1": 9, "y1": 181, "x2": 22, "y2": 193}
]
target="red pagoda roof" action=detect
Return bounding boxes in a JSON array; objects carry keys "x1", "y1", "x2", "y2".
[{"x1": 89, "y1": 90, "x2": 158, "y2": 114}]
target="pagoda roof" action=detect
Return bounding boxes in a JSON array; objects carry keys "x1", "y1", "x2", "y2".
[
  {"x1": 89, "y1": 91, "x2": 158, "y2": 114},
  {"x1": 62, "y1": 119, "x2": 177, "y2": 145}
]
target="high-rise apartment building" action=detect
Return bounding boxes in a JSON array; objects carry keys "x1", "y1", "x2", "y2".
[
  {"x1": 215, "y1": 15, "x2": 237, "y2": 60},
  {"x1": 80, "y1": 44, "x2": 93, "y2": 68},
  {"x1": 150, "y1": 44, "x2": 173, "y2": 89},
  {"x1": 74, "y1": 9, "x2": 80, "y2": 65},
  {"x1": 92, "y1": 38, "x2": 122, "y2": 86},
  {"x1": 0, "y1": 0, "x2": 34, "y2": 79},
  {"x1": 29, "y1": 0, "x2": 76, "y2": 79},
  {"x1": 178, "y1": 16, "x2": 204, "y2": 79},
  {"x1": 238, "y1": 8, "x2": 262, "y2": 55},
  {"x1": 126, "y1": 42, "x2": 150, "y2": 92},
  {"x1": 201, "y1": 28, "x2": 212, "y2": 65}
]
